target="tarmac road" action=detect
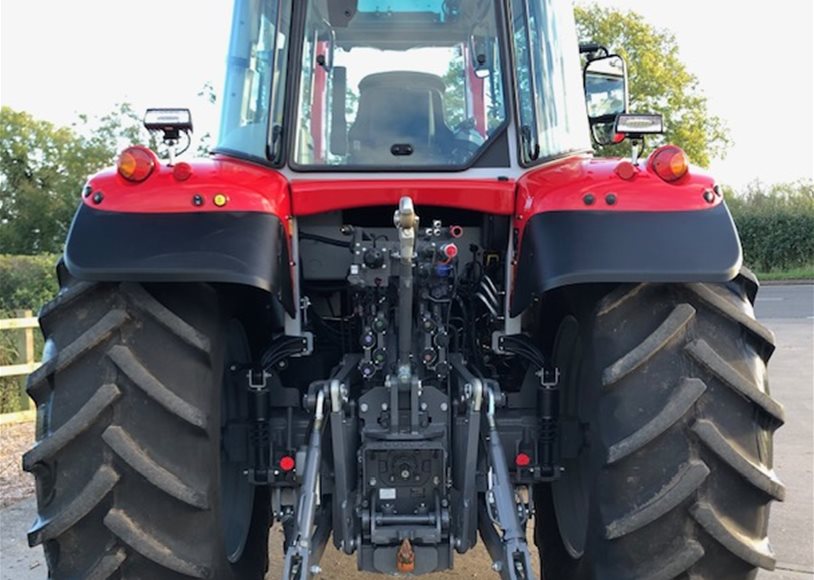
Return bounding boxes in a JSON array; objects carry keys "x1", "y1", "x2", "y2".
[
  {"x1": 752, "y1": 284, "x2": 814, "y2": 579},
  {"x1": 1, "y1": 284, "x2": 811, "y2": 579}
]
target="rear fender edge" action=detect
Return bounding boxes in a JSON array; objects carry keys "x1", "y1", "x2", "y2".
[
  {"x1": 64, "y1": 205, "x2": 295, "y2": 315},
  {"x1": 510, "y1": 203, "x2": 742, "y2": 316}
]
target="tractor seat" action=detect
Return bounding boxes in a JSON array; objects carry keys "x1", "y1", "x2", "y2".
[{"x1": 348, "y1": 71, "x2": 454, "y2": 164}]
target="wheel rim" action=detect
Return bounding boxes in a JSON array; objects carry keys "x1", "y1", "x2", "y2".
[
  {"x1": 550, "y1": 315, "x2": 591, "y2": 558},
  {"x1": 220, "y1": 320, "x2": 255, "y2": 563}
]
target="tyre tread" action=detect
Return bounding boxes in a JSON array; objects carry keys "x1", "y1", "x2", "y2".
[
  {"x1": 690, "y1": 502, "x2": 776, "y2": 570},
  {"x1": 107, "y1": 345, "x2": 207, "y2": 430},
  {"x1": 122, "y1": 283, "x2": 211, "y2": 356},
  {"x1": 606, "y1": 378, "x2": 706, "y2": 464},
  {"x1": 28, "y1": 465, "x2": 119, "y2": 546},
  {"x1": 602, "y1": 303, "x2": 695, "y2": 387},
  {"x1": 84, "y1": 547, "x2": 127, "y2": 580},
  {"x1": 692, "y1": 419, "x2": 785, "y2": 500},
  {"x1": 38, "y1": 279, "x2": 97, "y2": 325},
  {"x1": 23, "y1": 383, "x2": 121, "y2": 470},
  {"x1": 27, "y1": 310, "x2": 129, "y2": 401},
  {"x1": 603, "y1": 460, "x2": 710, "y2": 539},
  {"x1": 26, "y1": 280, "x2": 263, "y2": 580},
  {"x1": 596, "y1": 284, "x2": 647, "y2": 317},
  {"x1": 539, "y1": 274, "x2": 782, "y2": 579},
  {"x1": 104, "y1": 508, "x2": 210, "y2": 579},
  {"x1": 686, "y1": 338, "x2": 784, "y2": 424},
  {"x1": 629, "y1": 539, "x2": 705, "y2": 580},
  {"x1": 103, "y1": 425, "x2": 209, "y2": 509},
  {"x1": 685, "y1": 282, "x2": 775, "y2": 352}
]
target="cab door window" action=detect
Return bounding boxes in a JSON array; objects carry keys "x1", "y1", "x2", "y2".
[{"x1": 511, "y1": 0, "x2": 590, "y2": 164}]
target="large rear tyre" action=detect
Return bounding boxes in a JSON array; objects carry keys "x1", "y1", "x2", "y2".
[
  {"x1": 24, "y1": 270, "x2": 270, "y2": 579},
  {"x1": 535, "y1": 271, "x2": 784, "y2": 580}
]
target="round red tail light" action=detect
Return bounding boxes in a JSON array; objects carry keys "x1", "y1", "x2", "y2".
[
  {"x1": 117, "y1": 146, "x2": 156, "y2": 182},
  {"x1": 279, "y1": 456, "x2": 296, "y2": 472},
  {"x1": 649, "y1": 145, "x2": 689, "y2": 183},
  {"x1": 173, "y1": 162, "x2": 193, "y2": 181},
  {"x1": 515, "y1": 453, "x2": 531, "y2": 467}
]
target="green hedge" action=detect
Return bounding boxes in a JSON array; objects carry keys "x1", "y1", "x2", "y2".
[
  {"x1": 726, "y1": 181, "x2": 814, "y2": 273},
  {"x1": 0, "y1": 254, "x2": 59, "y2": 312},
  {"x1": 0, "y1": 255, "x2": 58, "y2": 413},
  {"x1": 734, "y1": 210, "x2": 814, "y2": 272}
]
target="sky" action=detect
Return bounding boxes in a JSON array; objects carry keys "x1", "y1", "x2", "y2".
[{"x1": 1, "y1": 0, "x2": 812, "y2": 189}]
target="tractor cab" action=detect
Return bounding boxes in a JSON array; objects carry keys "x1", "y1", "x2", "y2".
[{"x1": 217, "y1": 0, "x2": 592, "y2": 172}]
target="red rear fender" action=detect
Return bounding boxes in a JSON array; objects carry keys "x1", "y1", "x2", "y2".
[
  {"x1": 83, "y1": 154, "x2": 292, "y2": 219},
  {"x1": 515, "y1": 154, "x2": 720, "y2": 233},
  {"x1": 510, "y1": 154, "x2": 739, "y2": 314}
]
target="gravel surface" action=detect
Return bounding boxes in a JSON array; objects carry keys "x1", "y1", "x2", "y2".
[{"x1": 0, "y1": 420, "x2": 34, "y2": 509}]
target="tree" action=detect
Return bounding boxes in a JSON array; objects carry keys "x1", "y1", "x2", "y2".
[
  {"x1": 441, "y1": 50, "x2": 466, "y2": 128},
  {"x1": 574, "y1": 4, "x2": 731, "y2": 167},
  {"x1": 77, "y1": 102, "x2": 158, "y2": 159},
  {"x1": 196, "y1": 82, "x2": 218, "y2": 156},
  {"x1": 1, "y1": 107, "x2": 101, "y2": 254},
  {"x1": 0, "y1": 104, "x2": 152, "y2": 254}
]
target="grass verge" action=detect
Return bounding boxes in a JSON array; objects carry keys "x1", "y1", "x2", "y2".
[{"x1": 754, "y1": 265, "x2": 814, "y2": 282}]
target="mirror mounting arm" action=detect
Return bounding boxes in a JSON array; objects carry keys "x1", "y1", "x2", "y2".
[
  {"x1": 629, "y1": 137, "x2": 644, "y2": 164},
  {"x1": 579, "y1": 43, "x2": 609, "y2": 60}
]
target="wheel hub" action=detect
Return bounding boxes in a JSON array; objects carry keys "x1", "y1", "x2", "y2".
[
  {"x1": 550, "y1": 316, "x2": 591, "y2": 559},
  {"x1": 220, "y1": 320, "x2": 255, "y2": 563}
]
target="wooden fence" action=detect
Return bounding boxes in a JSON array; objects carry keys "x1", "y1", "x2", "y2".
[{"x1": 0, "y1": 311, "x2": 40, "y2": 419}]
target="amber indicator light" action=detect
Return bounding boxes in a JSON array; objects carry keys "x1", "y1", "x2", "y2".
[
  {"x1": 650, "y1": 145, "x2": 689, "y2": 182},
  {"x1": 117, "y1": 147, "x2": 155, "y2": 182}
]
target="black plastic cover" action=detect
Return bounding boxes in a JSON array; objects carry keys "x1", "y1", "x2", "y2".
[
  {"x1": 511, "y1": 203, "x2": 742, "y2": 316},
  {"x1": 64, "y1": 206, "x2": 292, "y2": 309}
]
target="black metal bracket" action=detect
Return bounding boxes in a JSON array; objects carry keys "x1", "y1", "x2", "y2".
[
  {"x1": 539, "y1": 365, "x2": 559, "y2": 388},
  {"x1": 479, "y1": 384, "x2": 537, "y2": 580},
  {"x1": 496, "y1": 335, "x2": 563, "y2": 482},
  {"x1": 226, "y1": 335, "x2": 311, "y2": 487},
  {"x1": 285, "y1": 356, "x2": 359, "y2": 579},
  {"x1": 537, "y1": 366, "x2": 560, "y2": 480},
  {"x1": 283, "y1": 381, "x2": 332, "y2": 580},
  {"x1": 450, "y1": 355, "x2": 483, "y2": 553},
  {"x1": 245, "y1": 367, "x2": 273, "y2": 485}
]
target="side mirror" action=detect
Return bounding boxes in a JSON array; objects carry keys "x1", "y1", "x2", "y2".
[{"x1": 583, "y1": 55, "x2": 628, "y2": 145}]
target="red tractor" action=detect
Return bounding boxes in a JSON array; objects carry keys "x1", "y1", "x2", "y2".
[{"x1": 24, "y1": 1, "x2": 783, "y2": 579}]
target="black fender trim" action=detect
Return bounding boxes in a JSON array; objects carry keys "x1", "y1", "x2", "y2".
[
  {"x1": 64, "y1": 205, "x2": 294, "y2": 313},
  {"x1": 511, "y1": 203, "x2": 742, "y2": 316}
]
